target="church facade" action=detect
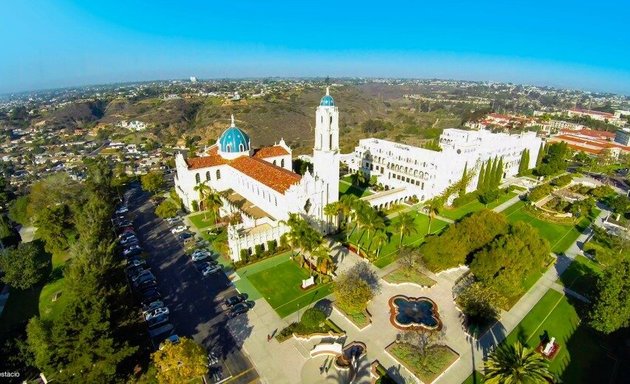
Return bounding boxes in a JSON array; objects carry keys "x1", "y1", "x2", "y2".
[{"x1": 174, "y1": 89, "x2": 340, "y2": 262}]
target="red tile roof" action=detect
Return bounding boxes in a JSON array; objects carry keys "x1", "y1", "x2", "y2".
[
  {"x1": 569, "y1": 108, "x2": 615, "y2": 118},
  {"x1": 228, "y1": 157, "x2": 301, "y2": 193},
  {"x1": 252, "y1": 145, "x2": 290, "y2": 158},
  {"x1": 186, "y1": 154, "x2": 226, "y2": 169}
]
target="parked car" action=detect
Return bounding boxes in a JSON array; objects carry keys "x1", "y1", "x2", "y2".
[
  {"x1": 165, "y1": 217, "x2": 180, "y2": 225},
  {"x1": 191, "y1": 249, "x2": 212, "y2": 261},
  {"x1": 115, "y1": 206, "x2": 129, "y2": 214},
  {"x1": 119, "y1": 232, "x2": 136, "y2": 241},
  {"x1": 177, "y1": 232, "x2": 193, "y2": 241},
  {"x1": 134, "y1": 279, "x2": 158, "y2": 292},
  {"x1": 201, "y1": 264, "x2": 222, "y2": 276},
  {"x1": 131, "y1": 270, "x2": 154, "y2": 283},
  {"x1": 208, "y1": 351, "x2": 219, "y2": 365},
  {"x1": 125, "y1": 265, "x2": 146, "y2": 278},
  {"x1": 140, "y1": 289, "x2": 162, "y2": 305},
  {"x1": 147, "y1": 314, "x2": 169, "y2": 328},
  {"x1": 148, "y1": 323, "x2": 174, "y2": 339},
  {"x1": 115, "y1": 220, "x2": 133, "y2": 229},
  {"x1": 171, "y1": 225, "x2": 187, "y2": 234},
  {"x1": 227, "y1": 301, "x2": 253, "y2": 318},
  {"x1": 120, "y1": 236, "x2": 138, "y2": 246},
  {"x1": 124, "y1": 248, "x2": 143, "y2": 259},
  {"x1": 158, "y1": 334, "x2": 180, "y2": 350},
  {"x1": 123, "y1": 245, "x2": 143, "y2": 256},
  {"x1": 224, "y1": 293, "x2": 247, "y2": 308},
  {"x1": 144, "y1": 307, "x2": 169, "y2": 321},
  {"x1": 143, "y1": 300, "x2": 165, "y2": 313},
  {"x1": 126, "y1": 257, "x2": 146, "y2": 268}
]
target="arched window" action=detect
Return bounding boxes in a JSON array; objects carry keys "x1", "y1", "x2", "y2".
[
  {"x1": 273, "y1": 160, "x2": 276, "y2": 165},
  {"x1": 329, "y1": 116, "x2": 333, "y2": 125},
  {"x1": 239, "y1": 144, "x2": 244, "y2": 152},
  {"x1": 206, "y1": 171, "x2": 210, "y2": 181},
  {"x1": 226, "y1": 144, "x2": 232, "y2": 152},
  {"x1": 329, "y1": 134, "x2": 333, "y2": 149},
  {"x1": 216, "y1": 169, "x2": 221, "y2": 180},
  {"x1": 195, "y1": 173, "x2": 200, "y2": 184},
  {"x1": 281, "y1": 159, "x2": 285, "y2": 168}
]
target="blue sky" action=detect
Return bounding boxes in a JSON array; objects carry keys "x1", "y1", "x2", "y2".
[{"x1": 1, "y1": 0, "x2": 629, "y2": 94}]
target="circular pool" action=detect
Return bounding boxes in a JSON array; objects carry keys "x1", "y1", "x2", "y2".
[{"x1": 388, "y1": 295, "x2": 442, "y2": 331}]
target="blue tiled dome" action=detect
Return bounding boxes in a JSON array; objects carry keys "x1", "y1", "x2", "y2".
[
  {"x1": 320, "y1": 95, "x2": 335, "y2": 106},
  {"x1": 219, "y1": 117, "x2": 250, "y2": 153}
]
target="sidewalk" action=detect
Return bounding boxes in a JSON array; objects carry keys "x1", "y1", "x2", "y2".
[{"x1": 434, "y1": 208, "x2": 608, "y2": 384}]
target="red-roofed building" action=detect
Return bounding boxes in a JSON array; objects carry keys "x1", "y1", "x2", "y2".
[
  {"x1": 174, "y1": 88, "x2": 341, "y2": 262},
  {"x1": 548, "y1": 127, "x2": 630, "y2": 157}
]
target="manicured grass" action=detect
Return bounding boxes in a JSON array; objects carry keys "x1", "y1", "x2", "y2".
[
  {"x1": 441, "y1": 191, "x2": 517, "y2": 220},
  {"x1": 39, "y1": 277, "x2": 69, "y2": 320},
  {"x1": 339, "y1": 180, "x2": 372, "y2": 198},
  {"x1": 336, "y1": 306, "x2": 370, "y2": 328},
  {"x1": 383, "y1": 268, "x2": 436, "y2": 287},
  {"x1": 503, "y1": 289, "x2": 617, "y2": 383},
  {"x1": 387, "y1": 343, "x2": 458, "y2": 383},
  {"x1": 461, "y1": 371, "x2": 485, "y2": 384},
  {"x1": 348, "y1": 211, "x2": 449, "y2": 268},
  {"x1": 557, "y1": 255, "x2": 602, "y2": 298},
  {"x1": 244, "y1": 257, "x2": 333, "y2": 318},
  {"x1": 188, "y1": 212, "x2": 217, "y2": 229},
  {"x1": 502, "y1": 201, "x2": 596, "y2": 253}
]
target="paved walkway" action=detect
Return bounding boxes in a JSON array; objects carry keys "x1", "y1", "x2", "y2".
[
  {"x1": 434, "y1": 208, "x2": 608, "y2": 384},
  {"x1": 550, "y1": 282, "x2": 591, "y2": 303},
  {"x1": 492, "y1": 194, "x2": 523, "y2": 213}
]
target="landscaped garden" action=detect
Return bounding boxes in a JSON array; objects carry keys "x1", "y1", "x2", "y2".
[
  {"x1": 387, "y1": 342, "x2": 458, "y2": 383},
  {"x1": 188, "y1": 212, "x2": 218, "y2": 229},
  {"x1": 440, "y1": 191, "x2": 517, "y2": 221},
  {"x1": 347, "y1": 210, "x2": 448, "y2": 268},
  {"x1": 502, "y1": 201, "x2": 598, "y2": 253},
  {"x1": 235, "y1": 253, "x2": 333, "y2": 318},
  {"x1": 339, "y1": 180, "x2": 373, "y2": 198},
  {"x1": 383, "y1": 267, "x2": 436, "y2": 287},
  {"x1": 502, "y1": 289, "x2": 618, "y2": 383}
]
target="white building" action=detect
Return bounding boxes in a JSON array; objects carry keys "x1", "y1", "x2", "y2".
[
  {"x1": 174, "y1": 88, "x2": 340, "y2": 262},
  {"x1": 346, "y1": 129, "x2": 542, "y2": 203},
  {"x1": 118, "y1": 120, "x2": 147, "y2": 131}
]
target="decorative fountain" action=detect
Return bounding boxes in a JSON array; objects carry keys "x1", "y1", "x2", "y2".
[{"x1": 388, "y1": 295, "x2": 442, "y2": 331}]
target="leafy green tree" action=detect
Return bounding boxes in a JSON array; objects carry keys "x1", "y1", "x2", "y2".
[
  {"x1": 8, "y1": 195, "x2": 30, "y2": 225},
  {"x1": 324, "y1": 202, "x2": 341, "y2": 231},
  {"x1": 0, "y1": 241, "x2": 50, "y2": 289},
  {"x1": 300, "y1": 307, "x2": 327, "y2": 329},
  {"x1": 535, "y1": 143, "x2": 545, "y2": 168},
  {"x1": 589, "y1": 260, "x2": 630, "y2": 334},
  {"x1": 141, "y1": 170, "x2": 166, "y2": 195},
  {"x1": 35, "y1": 204, "x2": 74, "y2": 256},
  {"x1": 484, "y1": 341, "x2": 554, "y2": 384},
  {"x1": 483, "y1": 158, "x2": 494, "y2": 191},
  {"x1": 457, "y1": 283, "x2": 506, "y2": 327},
  {"x1": 152, "y1": 337, "x2": 209, "y2": 384},
  {"x1": 155, "y1": 200, "x2": 179, "y2": 219},
  {"x1": 350, "y1": 170, "x2": 367, "y2": 187},
  {"x1": 334, "y1": 262, "x2": 380, "y2": 314},
  {"x1": 458, "y1": 164, "x2": 468, "y2": 198}
]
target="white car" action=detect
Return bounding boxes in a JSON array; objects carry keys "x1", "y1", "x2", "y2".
[
  {"x1": 165, "y1": 217, "x2": 180, "y2": 225},
  {"x1": 143, "y1": 300, "x2": 165, "y2": 313},
  {"x1": 144, "y1": 307, "x2": 170, "y2": 321},
  {"x1": 202, "y1": 264, "x2": 222, "y2": 276},
  {"x1": 171, "y1": 225, "x2": 187, "y2": 234},
  {"x1": 115, "y1": 206, "x2": 129, "y2": 214}
]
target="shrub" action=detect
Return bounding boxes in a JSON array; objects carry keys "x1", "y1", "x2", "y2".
[
  {"x1": 527, "y1": 183, "x2": 553, "y2": 202},
  {"x1": 191, "y1": 200, "x2": 199, "y2": 212},
  {"x1": 254, "y1": 244, "x2": 264, "y2": 257},
  {"x1": 300, "y1": 307, "x2": 327, "y2": 329},
  {"x1": 267, "y1": 240, "x2": 277, "y2": 255},
  {"x1": 550, "y1": 174, "x2": 572, "y2": 187},
  {"x1": 452, "y1": 191, "x2": 479, "y2": 207},
  {"x1": 479, "y1": 189, "x2": 500, "y2": 204},
  {"x1": 240, "y1": 249, "x2": 249, "y2": 262}
]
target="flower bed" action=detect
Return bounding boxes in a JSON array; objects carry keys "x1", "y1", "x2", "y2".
[
  {"x1": 386, "y1": 342, "x2": 458, "y2": 383},
  {"x1": 276, "y1": 318, "x2": 344, "y2": 342}
]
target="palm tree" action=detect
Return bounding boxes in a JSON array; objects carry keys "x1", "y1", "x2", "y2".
[
  {"x1": 393, "y1": 212, "x2": 417, "y2": 248},
  {"x1": 484, "y1": 341, "x2": 554, "y2": 384},
  {"x1": 313, "y1": 245, "x2": 334, "y2": 275},
  {"x1": 425, "y1": 196, "x2": 444, "y2": 235},
  {"x1": 362, "y1": 209, "x2": 385, "y2": 253},
  {"x1": 203, "y1": 190, "x2": 223, "y2": 226},
  {"x1": 193, "y1": 183, "x2": 212, "y2": 220},
  {"x1": 350, "y1": 170, "x2": 367, "y2": 187},
  {"x1": 339, "y1": 195, "x2": 358, "y2": 235},
  {"x1": 281, "y1": 213, "x2": 322, "y2": 259},
  {"x1": 324, "y1": 202, "x2": 340, "y2": 232},
  {"x1": 372, "y1": 230, "x2": 388, "y2": 260}
]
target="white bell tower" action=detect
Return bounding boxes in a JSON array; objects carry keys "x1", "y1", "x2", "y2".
[{"x1": 312, "y1": 87, "x2": 340, "y2": 207}]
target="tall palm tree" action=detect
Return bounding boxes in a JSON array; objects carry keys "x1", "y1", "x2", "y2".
[
  {"x1": 393, "y1": 212, "x2": 417, "y2": 248},
  {"x1": 193, "y1": 183, "x2": 212, "y2": 220},
  {"x1": 484, "y1": 341, "x2": 554, "y2": 384},
  {"x1": 339, "y1": 194, "x2": 358, "y2": 236},
  {"x1": 372, "y1": 229, "x2": 388, "y2": 260},
  {"x1": 425, "y1": 196, "x2": 444, "y2": 235},
  {"x1": 313, "y1": 244, "x2": 334, "y2": 275},
  {"x1": 324, "y1": 202, "x2": 340, "y2": 232},
  {"x1": 203, "y1": 190, "x2": 223, "y2": 226},
  {"x1": 350, "y1": 170, "x2": 367, "y2": 187},
  {"x1": 362, "y1": 209, "x2": 384, "y2": 253}
]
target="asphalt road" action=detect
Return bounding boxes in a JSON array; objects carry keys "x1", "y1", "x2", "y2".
[{"x1": 126, "y1": 183, "x2": 259, "y2": 384}]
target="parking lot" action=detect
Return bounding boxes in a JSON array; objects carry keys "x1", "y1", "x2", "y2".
[{"x1": 125, "y1": 182, "x2": 259, "y2": 383}]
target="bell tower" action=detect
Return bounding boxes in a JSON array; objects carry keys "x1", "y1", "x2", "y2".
[{"x1": 312, "y1": 87, "x2": 340, "y2": 207}]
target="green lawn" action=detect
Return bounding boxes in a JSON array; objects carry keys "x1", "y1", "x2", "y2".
[
  {"x1": 461, "y1": 371, "x2": 485, "y2": 384},
  {"x1": 383, "y1": 268, "x2": 436, "y2": 287},
  {"x1": 387, "y1": 343, "x2": 459, "y2": 383},
  {"x1": 39, "y1": 277, "x2": 70, "y2": 320},
  {"x1": 502, "y1": 201, "x2": 596, "y2": 253},
  {"x1": 441, "y1": 191, "x2": 517, "y2": 220},
  {"x1": 188, "y1": 212, "x2": 218, "y2": 229},
  {"x1": 339, "y1": 180, "x2": 373, "y2": 198},
  {"x1": 557, "y1": 255, "x2": 602, "y2": 298},
  {"x1": 503, "y1": 289, "x2": 617, "y2": 383},
  {"x1": 237, "y1": 254, "x2": 333, "y2": 318},
  {"x1": 347, "y1": 210, "x2": 449, "y2": 268}
]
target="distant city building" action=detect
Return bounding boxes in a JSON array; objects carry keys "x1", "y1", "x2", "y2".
[
  {"x1": 174, "y1": 89, "x2": 340, "y2": 262},
  {"x1": 190, "y1": 76, "x2": 197, "y2": 83},
  {"x1": 567, "y1": 108, "x2": 625, "y2": 126},
  {"x1": 548, "y1": 128, "x2": 629, "y2": 157},
  {"x1": 346, "y1": 128, "x2": 542, "y2": 202}
]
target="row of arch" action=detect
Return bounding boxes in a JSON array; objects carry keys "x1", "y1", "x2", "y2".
[{"x1": 195, "y1": 169, "x2": 222, "y2": 184}]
